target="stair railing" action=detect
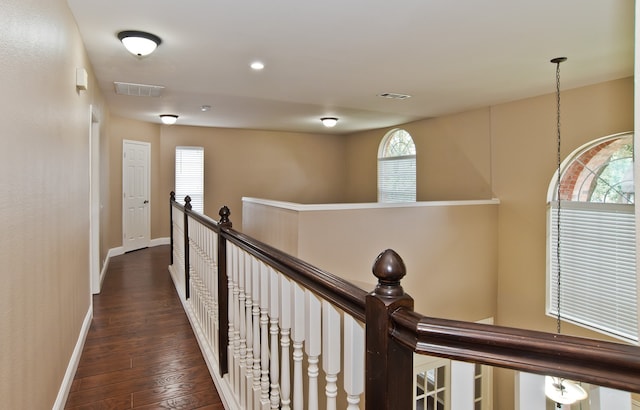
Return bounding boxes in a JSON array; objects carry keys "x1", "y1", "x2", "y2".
[{"x1": 169, "y1": 192, "x2": 640, "y2": 409}]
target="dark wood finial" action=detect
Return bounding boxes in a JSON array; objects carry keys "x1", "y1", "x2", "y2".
[
  {"x1": 219, "y1": 206, "x2": 232, "y2": 227},
  {"x1": 170, "y1": 191, "x2": 175, "y2": 201},
  {"x1": 184, "y1": 196, "x2": 192, "y2": 210},
  {"x1": 372, "y1": 249, "x2": 406, "y2": 297}
]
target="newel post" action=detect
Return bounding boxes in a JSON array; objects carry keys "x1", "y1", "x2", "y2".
[
  {"x1": 183, "y1": 196, "x2": 192, "y2": 299},
  {"x1": 217, "y1": 205, "x2": 232, "y2": 376},
  {"x1": 169, "y1": 191, "x2": 175, "y2": 265},
  {"x1": 365, "y1": 249, "x2": 414, "y2": 410}
]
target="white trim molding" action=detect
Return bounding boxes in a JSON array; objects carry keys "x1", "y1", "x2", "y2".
[{"x1": 53, "y1": 305, "x2": 93, "y2": 410}]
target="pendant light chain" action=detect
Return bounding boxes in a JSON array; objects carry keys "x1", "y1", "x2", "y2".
[{"x1": 552, "y1": 57, "x2": 566, "y2": 335}]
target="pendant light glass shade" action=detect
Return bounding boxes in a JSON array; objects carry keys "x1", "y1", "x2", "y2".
[
  {"x1": 545, "y1": 376, "x2": 588, "y2": 405},
  {"x1": 118, "y1": 31, "x2": 162, "y2": 56}
]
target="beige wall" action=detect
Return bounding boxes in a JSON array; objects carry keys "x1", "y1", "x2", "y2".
[
  {"x1": 342, "y1": 77, "x2": 633, "y2": 333},
  {"x1": 344, "y1": 108, "x2": 493, "y2": 202},
  {"x1": 492, "y1": 78, "x2": 633, "y2": 335},
  {"x1": 158, "y1": 125, "x2": 348, "y2": 232},
  {"x1": 0, "y1": 0, "x2": 108, "y2": 407},
  {"x1": 243, "y1": 198, "x2": 498, "y2": 321}
]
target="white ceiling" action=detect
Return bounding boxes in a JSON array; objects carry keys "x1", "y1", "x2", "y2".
[{"x1": 66, "y1": 0, "x2": 634, "y2": 134}]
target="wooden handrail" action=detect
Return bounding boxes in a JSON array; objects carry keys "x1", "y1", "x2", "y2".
[
  {"x1": 219, "y1": 226, "x2": 368, "y2": 322},
  {"x1": 391, "y1": 309, "x2": 640, "y2": 393},
  {"x1": 169, "y1": 196, "x2": 367, "y2": 321}
]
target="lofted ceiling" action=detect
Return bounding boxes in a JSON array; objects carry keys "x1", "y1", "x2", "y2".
[{"x1": 66, "y1": 0, "x2": 634, "y2": 134}]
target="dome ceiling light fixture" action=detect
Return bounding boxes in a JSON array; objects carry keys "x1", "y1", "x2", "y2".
[
  {"x1": 117, "y1": 30, "x2": 162, "y2": 57},
  {"x1": 160, "y1": 114, "x2": 178, "y2": 125},
  {"x1": 320, "y1": 117, "x2": 338, "y2": 128}
]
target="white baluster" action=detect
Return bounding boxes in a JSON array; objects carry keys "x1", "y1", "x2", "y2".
[
  {"x1": 211, "y1": 230, "x2": 219, "y2": 355},
  {"x1": 305, "y1": 291, "x2": 321, "y2": 410},
  {"x1": 238, "y1": 249, "x2": 247, "y2": 408},
  {"x1": 227, "y1": 244, "x2": 236, "y2": 395},
  {"x1": 269, "y1": 268, "x2": 281, "y2": 409},
  {"x1": 280, "y1": 276, "x2": 292, "y2": 410},
  {"x1": 322, "y1": 301, "x2": 341, "y2": 410},
  {"x1": 260, "y1": 262, "x2": 271, "y2": 409},
  {"x1": 291, "y1": 283, "x2": 305, "y2": 410},
  {"x1": 252, "y1": 258, "x2": 262, "y2": 410},
  {"x1": 343, "y1": 315, "x2": 364, "y2": 410},
  {"x1": 244, "y1": 253, "x2": 254, "y2": 409}
]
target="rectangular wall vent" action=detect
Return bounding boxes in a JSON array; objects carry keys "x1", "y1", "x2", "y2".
[
  {"x1": 114, "y1": 82, "x2": 164, "y2": 97},
  {"x1": 377, "y1": 92, "x2": 411, "y2": 100}
]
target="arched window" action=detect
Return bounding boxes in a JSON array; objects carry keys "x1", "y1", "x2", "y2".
[
  {"x1": 378, "y1": 129, "x2": 416, "y2": 202},
  {"x1": 547, "y1": 132, "x2": 637, "y2": 342}
]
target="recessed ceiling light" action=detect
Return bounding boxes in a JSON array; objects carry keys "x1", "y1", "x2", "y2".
[
  {"x1": 200, "y1": 105, "x2": 211, "y2": 112},
  {"x1": 250, "y1": 61, "x2": 265, "y2": 70}
]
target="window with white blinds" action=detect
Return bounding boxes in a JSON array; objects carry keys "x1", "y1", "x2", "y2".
[
  {"x1": 378, "y1": 156, "x2": 416, "y2": 202},
  {"x1": 175, "y1": 146, "x2": 204, "y2": 213},
  {"x1": 547, "y1": 201, "x2": 637, "y2": 342},
  {"x1": 378, "y1": 129, "x2": 416, "y2": 203}
]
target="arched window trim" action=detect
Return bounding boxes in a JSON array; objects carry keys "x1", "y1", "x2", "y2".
[{"x1": 546, "y1": 131, "x2": 634, "y2": 201}]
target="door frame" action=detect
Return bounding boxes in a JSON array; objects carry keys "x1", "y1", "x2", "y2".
[
  {"x1": 89, "y1": 106, "x2": 101, "y2": 294},
  {"x1": 122, "y1": 139, "x2": 151, "y2": 252}
]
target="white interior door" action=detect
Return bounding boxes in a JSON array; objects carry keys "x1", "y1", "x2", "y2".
[{"x1": 122, "y1": 140, "x2": 150, "y2": 252}]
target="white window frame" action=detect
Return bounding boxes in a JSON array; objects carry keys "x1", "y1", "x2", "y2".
[
  {"x1": 378, "y1": 129, "x2": 417, "y2": 203},
  {"x1": 175, "y1": 146, "x2": 204, "y2": 213},
  {"x1": 546, "y1": 132, "x2": 637, "y2": 343}
]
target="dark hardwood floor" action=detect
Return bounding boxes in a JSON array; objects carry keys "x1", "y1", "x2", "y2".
[{"x1": 65, "y1": 245, "x2": 224, "y2": 410}]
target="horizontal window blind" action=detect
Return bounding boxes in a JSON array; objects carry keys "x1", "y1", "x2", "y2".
[
  {"x1": 175, "y1": 146, "x2": 204, "y2": 213},
  {"x1": 378, "y1": 155, "x2": 416, "y2": 203},
  {"x1": 548, "y1": 201, "x2": 638, "y2": 342}
]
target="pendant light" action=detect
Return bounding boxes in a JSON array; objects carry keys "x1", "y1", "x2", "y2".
[{"x1": 545, "y1": 56, "x2": 588, "y2": 407}]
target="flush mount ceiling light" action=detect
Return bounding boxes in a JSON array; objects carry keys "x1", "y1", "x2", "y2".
[
  {"x1": 160, "y1": 114, "x2": 178, "y2": 125},
  {"x1": 320, "y1": 117, "x2": 338, "y2": 128},
  {"x1": 117, "y1": 30, "x2": 162, "y2": 57}
]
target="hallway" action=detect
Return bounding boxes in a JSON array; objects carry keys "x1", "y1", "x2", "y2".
[{"x1": 65, "y1": 245, "x2": 224, "y2": 409}]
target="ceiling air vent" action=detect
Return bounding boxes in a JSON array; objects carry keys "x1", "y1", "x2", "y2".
[
  {"x1": 377, "y1": 92, "x2": 411, "y2": 100},
  {"x1": 114, "y1": 82, "x2": 164, "y2": 97}
]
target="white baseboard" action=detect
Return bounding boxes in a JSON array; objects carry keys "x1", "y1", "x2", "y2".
[
  {"x1": 99, "y1": 253, "x2": 110, "y2": 290},
  {"x1": 52, "y1": 305, "x2": 93, "y2": 410},
  {"x1": 108, "y1": 246, "x2": 124, "y2": 258},
  {"x1": 151, "y1": 237, "x2": 170, "y2": 247}
]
